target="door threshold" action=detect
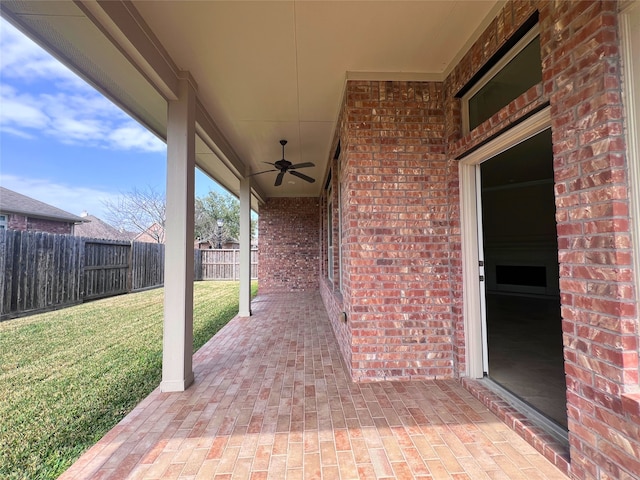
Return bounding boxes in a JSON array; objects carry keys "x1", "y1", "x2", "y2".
[
  {"x1": 480, "y1": 377, "x2": 569, "y2": 446},
  {"x1": 461, "y1": 377, "x2": 571, "y2": 476}
]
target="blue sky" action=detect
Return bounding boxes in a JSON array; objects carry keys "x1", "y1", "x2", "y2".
[{"x1": 0, "y1": 18, "x2": 222, "y2": 221}]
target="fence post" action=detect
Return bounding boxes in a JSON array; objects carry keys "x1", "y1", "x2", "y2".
[
  {"x1": 194, "y1": 249, "x2": 201, "y2": 281},
  {"x1": 127, "y1": 240, "x2": 134, "y2": 293},
  {"x1": 0, "y1": 229, "x2": 5, "y2": 317}
]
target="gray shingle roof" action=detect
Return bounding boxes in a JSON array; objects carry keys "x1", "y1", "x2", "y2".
[
  {"x1": 74, "y1": 214, "x2": 135, "y2": 241},
  {"x1": 0, "y1": 186, "x2": 85, "y2": 223}
]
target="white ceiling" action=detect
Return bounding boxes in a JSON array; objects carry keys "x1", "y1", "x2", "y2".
[{"x1": 2, "y1": 0, "x2": 501, "y2": 208}]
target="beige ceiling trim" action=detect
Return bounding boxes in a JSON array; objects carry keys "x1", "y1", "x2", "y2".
[
  {"x1": 195, "y1": 102, "x2": 265, "y2": 204},
  {"x1": 78, "y1": 0, "x2": 180, "y2": 101},
  {"x1": 346, "y1": 71, "x2": 445, "y2": 82},
  {"x1": 195, "y1": 102, "x2": 246, "y2": 179}
]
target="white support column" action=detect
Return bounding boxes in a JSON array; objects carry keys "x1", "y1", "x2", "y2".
[
  {"x1": 238, "y1": 176, "x2": 252, "y2": 317},
  {"x1": 161, "y1": 73, "x2": 197, "y2": 392}
]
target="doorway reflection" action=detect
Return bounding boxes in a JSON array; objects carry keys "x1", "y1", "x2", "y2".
[{"x1": 480, "y1": 129, "x2": 567, "y2": 429}]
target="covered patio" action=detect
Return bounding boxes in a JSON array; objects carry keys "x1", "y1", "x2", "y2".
[
  {"x1": 3, "y1": 1, "x2": 640, "y2": 477},
  {"x1": 60, "y1": 292, "x2": 566, "y2": 479}
]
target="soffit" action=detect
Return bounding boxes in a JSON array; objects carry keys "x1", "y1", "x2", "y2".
[
  {"x1": 133, "y1": 1, "x2": 500, "y2": 198},
  {"x1": 2, "y1": 0, "x2": 502, "y2": 202}
]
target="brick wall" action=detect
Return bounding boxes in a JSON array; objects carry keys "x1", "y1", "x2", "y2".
[
  {"x1": 319, "y1": 99, "x2": 356, "y2": 374},
  {"x1": 8, "y1": 214, "x2": 74, "y2": 234},
  {"x1": 333, "y1": 80, "x2": 455, "y2": 382},
  {"x1": 540, "y1": 1, "x2": 639, "y2": 478},
  {"x1": 266, "y1": 0, "x2": 639, "y2": 476},
  {"x1": 442, "y1": 1, "x2": 639, "y2": 478},
  {"x1": 258, "y1": 197, "x2": 320, "y2": 293}
]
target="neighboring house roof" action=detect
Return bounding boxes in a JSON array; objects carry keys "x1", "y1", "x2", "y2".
[
  {"x1": 133, "y1": 222, "x2": 165, "y2": 243},
  {"x1": 74, "y1": 214, "x2": 136, "y2": 241},
  {"x1": 0, "y1": 186, "x2": 85, "y2": 223}
]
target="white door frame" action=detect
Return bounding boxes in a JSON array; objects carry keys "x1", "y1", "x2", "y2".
[
  {"x1": 620, "y1": 2, "x2": 640, "y2": 310},
  {"x1": 459, "y1": 106, "x2": 552, "y2": 378},
  {"x1": 475, "y1": 166, "x2": 489, "y2": 373}
]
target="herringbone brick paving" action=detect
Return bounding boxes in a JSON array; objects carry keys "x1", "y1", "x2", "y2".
[{"x1": 59, "y1": 292, "x2": 567, "y2": 479}]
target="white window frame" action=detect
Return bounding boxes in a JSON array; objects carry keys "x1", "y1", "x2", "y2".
[
  {"x1": 461, "y1": 24, "x2": 541, "y2": 134},
  {"x1": 0, "y1": 214, "x2": 7, "y2": 229}
]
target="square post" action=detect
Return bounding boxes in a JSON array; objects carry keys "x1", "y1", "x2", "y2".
[
  {"x1": 161, "y1": 73, "x2": 197, "y2": 391},
  {"x1": 239, "y1": 176, "x2": 252, "y2": 317}
]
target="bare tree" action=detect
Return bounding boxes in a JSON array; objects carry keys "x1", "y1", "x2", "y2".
[
  {"x1": 104, "y1": 187, "x2": 255, "y2": 246},
  {"x1": 103, "y1": 186, "x2": 166, "y2": 243}
]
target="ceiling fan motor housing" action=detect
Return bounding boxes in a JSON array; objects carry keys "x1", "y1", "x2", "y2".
[{"x1": 275, "y1": 159, "x2": 292, "y2": 171}]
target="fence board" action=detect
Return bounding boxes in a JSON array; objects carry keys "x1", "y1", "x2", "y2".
[
  {"x1": 1, "y1": 231, "x2": 257, "y2": 319},
  {"x1": 83, "y1": 240, "x2": 130, "y2": 300},
  {"x1": 131, "y1": 241, "x2": 164, "y2": 291},
  {"x1": 194, "y1": 250, "x2": 202, "y2": 281}
]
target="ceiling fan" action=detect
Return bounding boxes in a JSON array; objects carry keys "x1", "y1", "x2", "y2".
[{"x1": 250, "y1": 140, "x2": 315, "y2": 187}]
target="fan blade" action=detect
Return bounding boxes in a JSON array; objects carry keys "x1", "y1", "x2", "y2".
[
  {"x1": 274, "y1": 171, "x2": 285, "y2": 186},
  {"x1": 263, "y1": 161, "x2": 277, "y2": 166},
  {"x1": 247, "y1": 169, "x2": 277, "y2": 177},
  {"x1": 290, "y1": 162, "x2": 315, "y2": 169},
  {"x1": 289, "y1": 170, "x2": 316, "y2": 183}
]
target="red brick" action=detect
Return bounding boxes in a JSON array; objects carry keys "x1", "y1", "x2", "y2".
[
  {"x1": 7, "y1": 213, "x2": 75, "y2": 234},
  {"x1": 258, "y1": 198, "x2": 319, "y2": 293}
]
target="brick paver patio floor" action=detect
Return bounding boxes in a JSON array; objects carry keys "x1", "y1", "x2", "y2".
[{"x1": 59, "y1": 291, "x2": 567, "y2": 479}]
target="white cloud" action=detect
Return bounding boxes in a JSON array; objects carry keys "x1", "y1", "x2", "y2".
[
  {"x1": 0, "y1": 174, "x2": 119, "y2": 219},
  {"x1": 0, "y1": 19, "x2": 87, "y2": 90},
  {"x1": 108, "y1": 126, "x2": 165, "y2": 152},
  {"x1": 0, "y1": 86, "x2": 49, "y2": 129},
  {"x1": 0, "y1": 125, "x2": 35, "y2": 139},
  {"x1": 0, "y1": 18, "x2": 166, "y2": 153}
]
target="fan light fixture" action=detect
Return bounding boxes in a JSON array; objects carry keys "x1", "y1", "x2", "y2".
[{"x1": 249, "y1": 140, "x2": 316, "y2": 186}]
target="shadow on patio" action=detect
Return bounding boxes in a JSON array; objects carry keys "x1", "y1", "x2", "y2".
[{"x1": 59, "y1": 292, "x2": 567, "y2": 479}]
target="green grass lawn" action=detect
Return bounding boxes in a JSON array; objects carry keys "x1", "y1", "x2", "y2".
[{"x1": 0, "y1": 280, "x2": 257, "y2": 480}]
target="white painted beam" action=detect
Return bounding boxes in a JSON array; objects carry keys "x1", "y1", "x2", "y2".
[{"x1": 79, "y1": 0, "x2": 180, "y2": 100}]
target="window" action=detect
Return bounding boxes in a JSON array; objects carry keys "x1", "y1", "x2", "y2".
[
  {"x1": 337, "y1": 172, "x2": 343, "y2": 291},
  {"x1": 326, "y1": 142, "x2": 343, "y2": 289},
  {"x1": 327, "y1": 181, "x2": 334, "y2": 282},
  {"x1": 462, "y1": 24, "x2": 542, "y2": 133},
  {"x1": 0, "y1": 214, "x2": 6, "y2": 229}
]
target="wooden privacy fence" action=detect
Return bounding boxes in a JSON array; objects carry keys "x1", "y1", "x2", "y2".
[
  {"x1": 0, "y1": 230, "x2": 165, "y2": 319},
  {"x1": 131, "y1": 241, "x2": 165, "y2": 291},
  {"x1": 0, "y1": 230, "x2": 256, "y2": 319},
  {"x1": 83, "y1": 239, "x2": 131, "y2": 300},
  {"x1": 0, "y1": 229, "x2": 83, "y2": 318},
  {"x1": 194, "y1": 249, "x2": 258, "y2": 281},
  {"x1": 82, "y1": 239, "x2": 165, "y2": 300}
]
